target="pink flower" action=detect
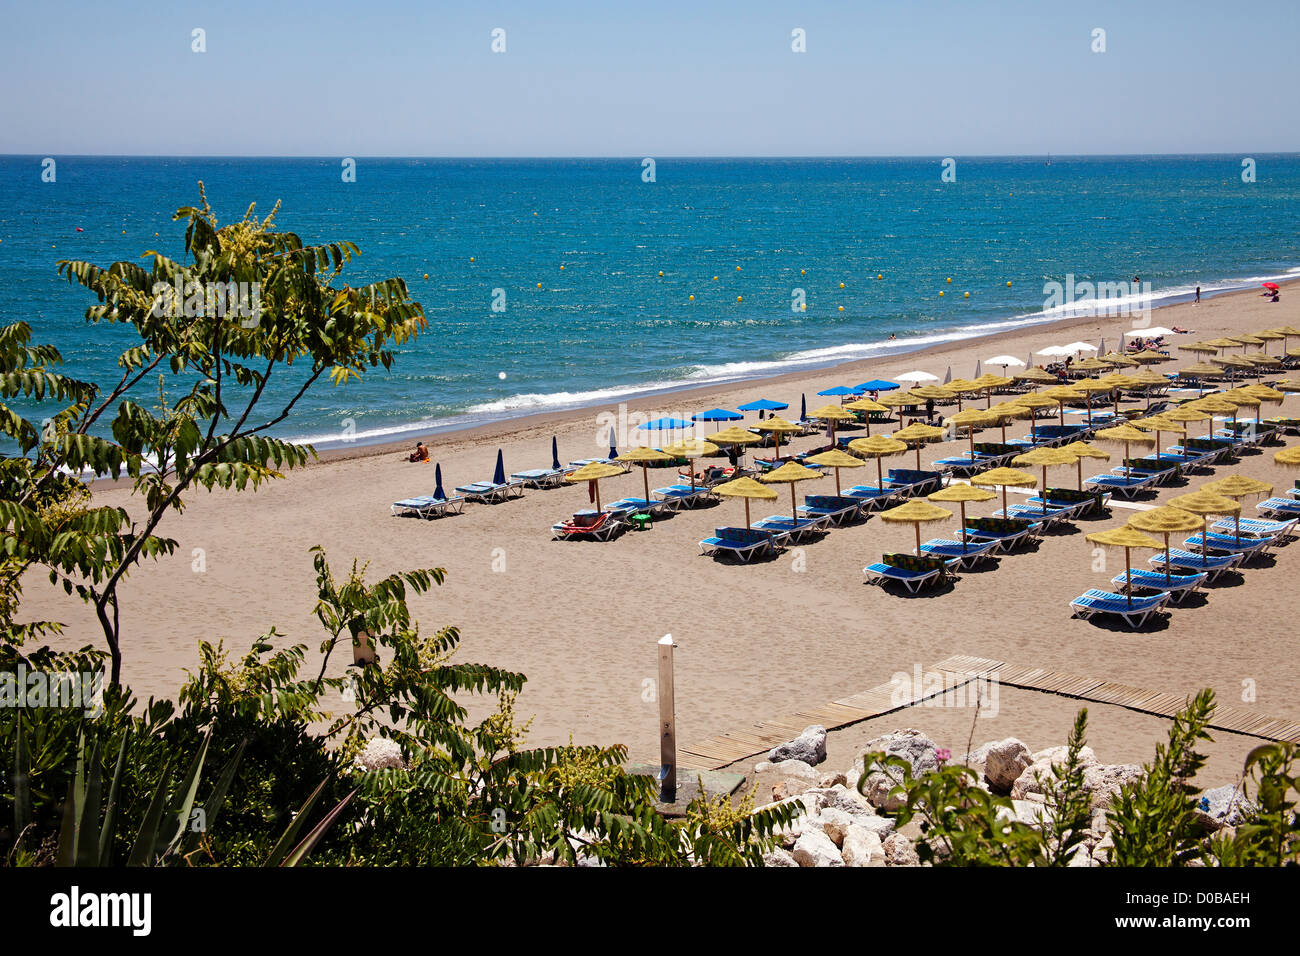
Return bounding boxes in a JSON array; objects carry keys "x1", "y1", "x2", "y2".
[{"x1": 935, "y1": 747, "x2": 951, "y2": 764}]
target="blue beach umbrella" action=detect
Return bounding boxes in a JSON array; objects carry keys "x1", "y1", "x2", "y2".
[
  {"x1": 855, "y1": 379, "x2": 900, "y2": 392},
  {"x1": 608, "y1": 429, "x2": 618, "y2": 459},
  {"x1": 692, "y1": 408, "x2": 743, "y2": 432},
  {"x1": 492, "y1": 449, "x2": 506, "y2": 486},
  {"x1": 434, "y1": 463, "x2": 445, "y2": 500},
  {"x1": 550, "y1": 435, "x2": 561, "y2": 471},
  {"x1": 639, "y1": 417, "x2": 694, "y2": 431},
  {"x1": 817, "y1": 386, "x2": 857, "y2": 397},
  {"x1": 738, "y1": 398, "x2": 788, "y2": 412},
  {"x1": 800, "y1": 394, "x2": 807, "y2": 421}
]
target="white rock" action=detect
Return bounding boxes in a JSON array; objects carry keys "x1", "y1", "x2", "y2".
[
  {"x1": 1083, "y1": 764, "x2": 1145, "y2": 810},
  {"x1": 841, "y1": 826, "x2": 886, "y2": 867},
  {"x1": 818, "y1": 807, "x2": 856, "y2": 847},
  {"x1": 756, "y1": 759, "x2": 820, "y2": 780},
  {"x1": 792, "y1": 827, "x2": 844, "y2": 867},
  {"x1": 982, "y1": 738, "x2": 1033, "y2": 794},
  {"x1": 763, "y1": 848, "x2": 799, "y2": 867},
  {"x1": 882, "y1": 832, "x2": 921, "y2": 867},
  {"x1": 770, "y1": 725, "x2": 828, "y2": 766}
]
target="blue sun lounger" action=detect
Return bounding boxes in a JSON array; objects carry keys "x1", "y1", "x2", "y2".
[
  {"x1": 1257, "y1": 496, "x2": 1300, "y2": 519},
  {"x1": 1112, "y1": 567, "x2": 1206, "y2": 603},
  {"x1": 455, "y1": 480, "x2": 522, "y2": 503},
  {"x1": 1213, "y1": 516, "x2": 1297, "y2": 539},
  {"x1": 919, "y1": 537, "x2": 998, "y2": 569},
  {"x1": 653, "y1": 484, "x2": 713, "y2": 510},
  {"x1": 963, "y1": 516, "x2": 1041, "y2": 550},
  {"x1": 753, "y1": 515, "x2": 825, "y2": 542},
  {"x1": 510, "y1": 467, "x2": 569, "y2": 489},
  {"x1": 797, "y1": 494, "x2": 863, "y2": 526},
  {"x1": 1183, "y1": 531, "x2": 1276, "y2": 558},
  {"x1": 1148, "y1": 548, "x2": 1242, "y2": 581},
  {"x1": 995, "y1": 503, "x2": 1073, "y2": 526},
  {"x1": 699, "y1": 526, "x2": 778, "y2": 561},
  {"x1": 863, "y1": 553, "x2": 958, "y2": 592},
  {"x1": 1070, "y1": 588, "x2": 1171, "y2": 629},
  {"x1": 1084, "y1": 473, "x2": 1157, "y2": 498},
  {"x1": 844, "y1": 485, "x2": 900, "y2": 509},
  {"x1": 607, "y1": 497, "x2": 666, "y2": 516},
  {"x1": 391, "y1": 494, "x2": 466, "y2": 518}
]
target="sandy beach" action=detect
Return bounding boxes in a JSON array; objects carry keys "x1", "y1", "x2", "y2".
[{"x1": 24, "y1": 285, "x2": 1300, "y2": 785}]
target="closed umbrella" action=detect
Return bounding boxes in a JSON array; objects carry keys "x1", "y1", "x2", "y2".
[
  {"x1": 492, "y1": 449, "x2": 506, "y2": 486},
  {"x1": 550, "y1": 436, "x2": 561, "y2": 471},
  {"x1": 434, "y1": 462, "x2": 446, "y2": 500}
]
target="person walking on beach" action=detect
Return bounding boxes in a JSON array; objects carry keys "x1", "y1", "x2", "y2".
[{"x1": 1194, "y1": 285, "x2": 1201, "y2": 304}]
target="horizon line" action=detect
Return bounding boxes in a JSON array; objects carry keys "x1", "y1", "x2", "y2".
[{"x1": 3, "y1": 151, "x2": 1298, "y2": 161}]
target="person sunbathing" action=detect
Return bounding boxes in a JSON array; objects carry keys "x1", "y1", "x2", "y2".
[{"x1": 408, "y1": 442, "x2": 429, "y2": 462}]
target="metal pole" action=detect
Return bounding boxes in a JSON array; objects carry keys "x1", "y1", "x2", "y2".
[{"x1": 657, "y1": 634, "x2": 677, "y2": 803}]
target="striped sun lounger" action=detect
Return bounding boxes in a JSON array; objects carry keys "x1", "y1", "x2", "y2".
[
  {"x1": 1183, "y1": 532, "x2": 1276, "y2": 558},
  {"x1": 700, "y1": 526, "x2": 778, "y2": 561},
  {"x1": 753, "y1": 515, "x2": 826, "y2": 542},
  {"x1": 1213, "y1": 516, "x2": 1298, "y2": 539},
  {"x1": 1257, "y1": 496, "x2": 1300, "y2": 519},
  {"x1": 1112, "y1": 567, "x2": 1207, "y2": 603},
  {"x1": 863, "y1": 553, "x2": 958, "y2": 592},
  {"x1": 919, "y1": 537, "x2": 998, "y2": 569},
  {"x1": 1084, "y1": 473, "x2": 1157, "y2": 498},
  {"x1": 1148, "y1": 548, "x2": 1242, "y2": 581},
  {"x1": 1070, "y1": 588, "x2": 1171, "y2": 629}
]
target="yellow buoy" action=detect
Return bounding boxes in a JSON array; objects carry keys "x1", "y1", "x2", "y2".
[
  {"x1": 537, "y1": 282, "x2": 543, "y2": 288},
  {"x1": 736, "y1": 266, "x2": 742, "y2": 271},
  {"x1": 939, "y1": 291, "x2": 945, "y2": 296},
  {"x1": 658, "y1": 271, "x2": 663, "y2": 276},
  {"x1": 1006, "y1": 281, "x2": 1012, "y2": 287},
  {"x1": 423, "y1": 273, "x2": 429, "y2": 279},
  {"x1": 800, "y1": 269, "x2": 806, "y2": 275},
  {"x1": 689, "y1": 294, "x2": 694, "y2": 300},
  {"x1": 946, "y1": 277, "x2": 952, "y2": 283},
  {"x1": 839, "y1": 282, "x2": 845, "y2": 289},
  {"x1": 736, "y1": 296, "x2": 742, "y2": 302},
  {"x1": 838, "y1": 306, "x2": 844, "y2": 311},
  {"x1": 470, "y1": 257, "x2": 475, "y2": 262},
  {"x1": 964, "y1": 292, "x2": 970, "y2": 298},
  {"x1": 877, "y1": 274, "x2": 883, "y2": 280},
  {"x1": 713, "y1": 276, "x2": 718, "y2": 281},
  {"x1": 560, "y1": 265, "x2": 564, "y2": 270},
  {"x1": 800, "y1": 303, "x2": 806, "y2": 311}
]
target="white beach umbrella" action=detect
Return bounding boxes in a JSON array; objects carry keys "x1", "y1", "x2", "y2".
[
  {"x1": 986, "y1": 354, "x2": 1025, "y2": 369},
  {"x1": 1036, "y1": 345, "x2": 1071, "y2": 357},
  {"x1": 1064, "y1": 341, "x2": 1098, "y2": 353},
  {"x1": 1122, "y1": 326, "x2": 1176, "y2": 339},
  {"x1": 897, "y1": 370, "x2": 940, "y2": 384}
]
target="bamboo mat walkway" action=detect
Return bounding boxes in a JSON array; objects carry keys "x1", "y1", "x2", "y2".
[{"x1": 677, "y1": 653, "x2": 1300, "y2": 771}]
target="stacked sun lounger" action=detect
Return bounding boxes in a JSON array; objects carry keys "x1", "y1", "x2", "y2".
[
  {"x1": 1084, "y1": 472, "x2": 1157, "y2": 499},
  {"x1": 863, "y1": 552, "x2": 958, "y2": 592},
  {"x1": 455, "y1": 480, "x2": 524, "y2": 503},
  {"x1": 882, "y1": 468, "x2": 943, "y2": 496},
  {"x1": 1182, "y1": 530, "x2": 1276, "y2": 560},
  {"x1": 843, "y1": 484, "x2": 900, "y2": 509},
  {"x1": 653, "y1": 484, "x2": 714, "y2": 510},
  {"x1": 699, "y1": 526, "x2": 779, "y2": 561},
  {"x1": 1113, "y1": 457, "x2": 1179, "y2": 486},
  {"x1": 962, "y1": 516, "x2": 1041, "y2": 551},
  {"x1": 752, "y1": 514, "x2": 825, "y2": 542},
  {"x1": 1149, "y1": 547, "x2": 1242, "y2": 582},
  {"x1": 1024, "y1": 487, "x2": 1110, "y2": 517},
  {"x1": 796, "y1": 494, "x2": 863, "y2": 526},
  {"x1": 391, "y1": 494, "x2": 466, "y2": 519},
  {"x1": 918, "y1": 537, "x2": 998, "y2": 569},
  {"x1": 1257, "y1": 496, "x2": 1300, "y2": 519},
  {"x1": 510, "y1": 467, "x2": 570, "y2": 489}
]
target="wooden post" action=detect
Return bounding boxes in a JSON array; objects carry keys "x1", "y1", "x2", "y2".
[{"x1": 657, "y1": 634, "x2": 677, "y2": 803}]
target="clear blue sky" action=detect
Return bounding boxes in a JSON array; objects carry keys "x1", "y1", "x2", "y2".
[{"x1": 1, "y1": 0, "x2": 1295, "y2": 156}]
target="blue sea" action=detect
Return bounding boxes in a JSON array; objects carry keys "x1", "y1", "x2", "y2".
[{"x1": 1, "y1": 155, "x2": 1297, "y2": 448}]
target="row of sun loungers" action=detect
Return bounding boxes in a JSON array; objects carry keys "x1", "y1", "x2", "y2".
[{"x1": 1070, "y1": 506, "x2": 1296, "y2": 629}]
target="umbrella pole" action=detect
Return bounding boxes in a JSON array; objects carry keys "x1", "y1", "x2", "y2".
[
  {"x1": 1041, "y1": 466, "x2": 1048, "y2": 516},
  {"x1": 745, "y1": 498, "x2": 751, "y2": 529},
  {"x1": 1163, "y1": 533, "x2": 1171, "y2": 586},
  {"x1": 790, "y1": 483, "x2": 797, "y2": 520},
  {"x1": 1076, "y1": 459, "x2": 1083, "y2": 491},
  {"x1": 834, "y1": 467, "x2": 842, "y2": 497},
  {"x1": 595, "y1": 481, "x2": 603, "y2": 513},
  {"x1": 643, "y1": 464, "x2": 650, "y2": 505},
  {"x1": 1125, "y1": 546, "x2": 1133, "y2": 608},
  {"x1": 915, "y1": 444, "x2": 921, "y2": 470},
  {"x1": 876, "y1": 456, "x2": 884, "y2": 488},
  {"x1": 915, "y1": 523, "x2": 922, "y2": 556},
  {"x1": 1202, "y1": 516, "x2": 1208, "y2": 566},
  {"x1": 960, "y1": 501, "x2": 968, "y2": 552},
  {"x1": 1002, "y1": 487, "x2": 1009, "y2": 514}
]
